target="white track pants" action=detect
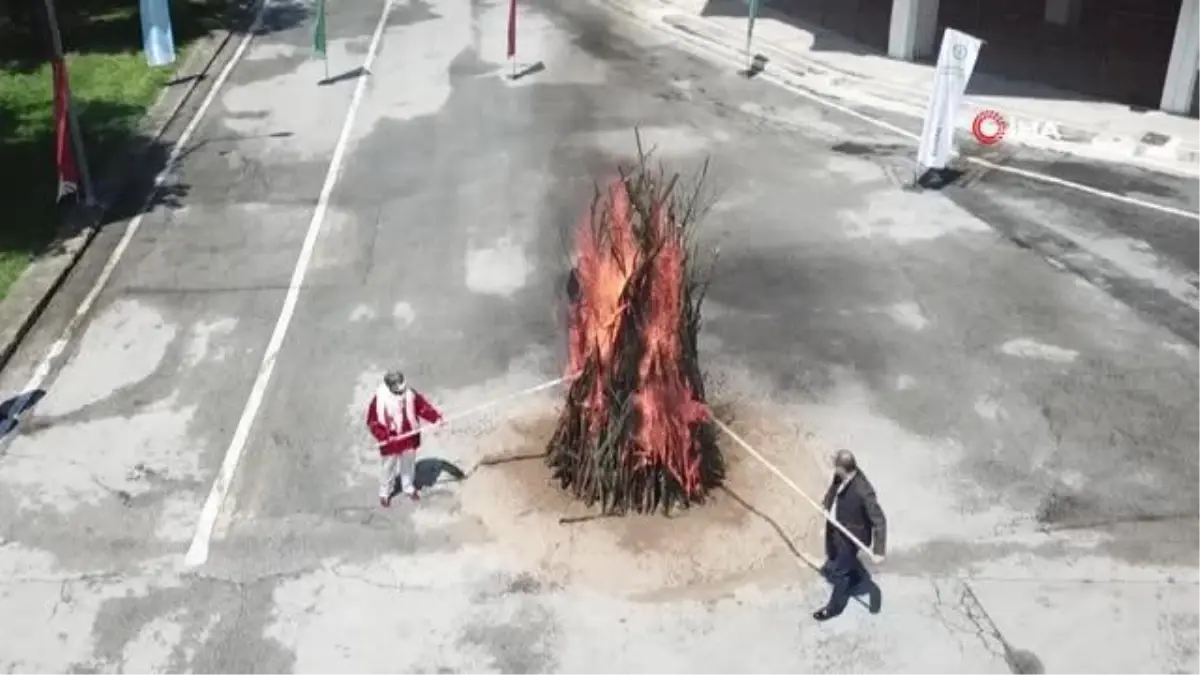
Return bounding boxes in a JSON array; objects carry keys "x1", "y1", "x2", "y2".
[{"x1": 380, "y1": 452, "x2": 416, "y2": 498}]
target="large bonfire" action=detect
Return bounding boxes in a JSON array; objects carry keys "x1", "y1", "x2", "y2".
[{"x1": 546, "y1": 144, "x2": 725, "y2": 515}]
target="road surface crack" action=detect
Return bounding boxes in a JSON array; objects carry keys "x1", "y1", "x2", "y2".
[
  {"x1": 1, "y1": 570, "x2": 122, "y2": 586},
  {"x1": 328, "y1": 563, "x2": 438, "y2": 592},
  {"x1": 2, "y1": 453, "x2": 135, "y2": 507},
  {"x1": 929, "y1": 578, "x2": 1047, "y2": 674},
  {"x1": 929, "y1": 580, "x2": 978, "y2": 654}
]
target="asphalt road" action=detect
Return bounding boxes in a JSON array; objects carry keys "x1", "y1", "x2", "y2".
[{"x1": 0, "y1": 0, "x2": 1196, "y2": 672}]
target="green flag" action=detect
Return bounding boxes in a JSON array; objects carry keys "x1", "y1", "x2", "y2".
[
  {"x1": 745, "y1": 0, "x2": 760, "y2": 64},
  {"x1": 313, "y1": 0, "x2": 327, "y2": 60}
]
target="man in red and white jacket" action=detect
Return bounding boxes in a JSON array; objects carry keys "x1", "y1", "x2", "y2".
[{"x1": 365, "y1": 370, "x2": 443, "y2": 506}]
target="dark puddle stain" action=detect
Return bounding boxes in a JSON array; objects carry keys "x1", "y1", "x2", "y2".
[
  {"x1": 1006, "y1": 648, "x2": 1045, "y2": 674},
  {"x1": 458, "y1": 600, "x2": 558, "y2": 674},
  {"x1": 449, "y1": 48, "x2": 495, "y2": 77},
  {"x1": 1006, "y1": 158, "x2": 1183, "y2": 200},
  {"x1": 830, "y1": 140, "x2": 909, "y2": 156},
  {"x1": 388, "y1": 0, "x2": 441, "y2": 27}
]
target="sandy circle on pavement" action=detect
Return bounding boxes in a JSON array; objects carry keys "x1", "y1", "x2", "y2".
[{"x1": 459, "y1": 400, "x2": 830, "y2": 601}]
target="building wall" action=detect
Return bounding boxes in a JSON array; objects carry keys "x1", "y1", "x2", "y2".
[
  {"x1": 769, "y1": 0, "x2": 893, "y2": 51},
  {"x1": 938, "y1": 0, "x2": 1182, "y2": 109},
  {"x1": 768, "y1": 0, "x2": 1192, "y2": 111}
]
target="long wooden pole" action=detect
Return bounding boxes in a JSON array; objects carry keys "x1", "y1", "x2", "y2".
[
  {"x1": 712, "y1": 417, "x2": 880, "y2": 562},
  {"x1": 382, "y1": 375, "x2": 572, "y2": 447}
]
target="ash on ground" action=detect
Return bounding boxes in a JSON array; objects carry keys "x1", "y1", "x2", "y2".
[{"x1": 459, "y1": 401, "x2": 829, "y2": 601}]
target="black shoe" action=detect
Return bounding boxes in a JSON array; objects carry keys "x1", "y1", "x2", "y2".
[
  {"x1": 868, "y1": 585, "x2": 883, "y2": 614},
  {"x1": 812, "y1": 608, "x2": 837, "y2": 622}
]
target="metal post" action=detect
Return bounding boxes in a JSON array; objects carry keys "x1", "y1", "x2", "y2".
[
  {"x1": 40, "y1": 0, "x2": 96, "y2": 206},
  {"x1": 1161, "y1": 0, "x2": 1200, "y2": 113}
]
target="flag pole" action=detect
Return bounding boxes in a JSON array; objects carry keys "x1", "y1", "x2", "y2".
[
  {"x1": 745, "y1": 0, "x2": 760, "y2": 74},
  {"x1": 41, "y1": 0, "x2": 95, "y2": 206},
  {"x1": 314, "y1": 0, "x2": 329, "y2": 82},
  {"x1": 506, "y1": 0, "x2": 517, "y2": 79}
]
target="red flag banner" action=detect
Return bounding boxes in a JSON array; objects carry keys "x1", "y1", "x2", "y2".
[
  {"x1": 52, "y1": 58, "x2": 79, "y2": 203},
  {"x1": 506, "y1": 0, "x2": 517, "y2": 59}
]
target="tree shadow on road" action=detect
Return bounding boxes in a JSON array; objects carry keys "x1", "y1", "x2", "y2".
[
  {"x1": 3, "y1": 0, "x2": 230, "y2": 73},
  {"x1": 1, "y1": 0, "x2": 309, "y2": 72},
  {"x1": 0, "y1": 0, "x2": 313, "y2": 304},
  {"x1": 253, "y1": 0, "x2": 311, "y2": 36},
  {"x1": 0, "y1": 93, "x2": 191, "y2": 301},
  {"x1": 0, "y1": 0, "x2": 289, "y2": 302}
]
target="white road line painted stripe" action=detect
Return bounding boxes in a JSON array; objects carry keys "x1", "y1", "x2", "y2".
[
  {"x1": 608, "y1": 0, "x2": 1200, "y2": 222},
  {"x1": 184, "y1": 0, "x2": 396, "y2": 568},
  {"x1": 0, "y1": 0, "x2": 272, "y2": 439}
]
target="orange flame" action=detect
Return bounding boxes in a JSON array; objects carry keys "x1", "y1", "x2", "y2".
[{"x1": 566, "y1": 177, "x2": 709, "y2": 499}]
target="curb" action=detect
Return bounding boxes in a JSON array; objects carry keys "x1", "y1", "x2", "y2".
[
  {"x1": 0, "y1": 17, "x2": 243, "y2": 373},
  {"x1": 646, "y1": 1, "x2": 1200, "y2": 177}
]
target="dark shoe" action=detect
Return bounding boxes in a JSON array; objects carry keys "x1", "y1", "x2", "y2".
[
  {"x1": 813, "y1": 608, "x2": 836, "y2": 622},
  {"x1": 379, "y1": 496, "x2": 391, "y2": 508},
  {"x1": 408, "y1": 489, "x2": 420, "y2": 502},
  {"x1": 868, "y1": 585, "x2": 883, "y2": 614}
]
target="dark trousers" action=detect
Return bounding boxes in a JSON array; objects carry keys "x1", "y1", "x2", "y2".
[{"x1": 821, "y1": 544, "x2": 866, "y2": 617}]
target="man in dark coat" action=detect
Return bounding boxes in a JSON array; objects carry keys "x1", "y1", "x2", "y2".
[{"x1": 814, "y1": 449, "x2": 888, "y2": 621}]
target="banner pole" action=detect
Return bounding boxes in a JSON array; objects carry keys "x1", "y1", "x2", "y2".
[{"x1": 42, "y1": 0, "x2": 96, "y2": 205}]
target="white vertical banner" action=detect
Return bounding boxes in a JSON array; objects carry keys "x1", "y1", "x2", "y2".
[{"x1": 916, "y1": 28, "x2": 983, "y2": 170}]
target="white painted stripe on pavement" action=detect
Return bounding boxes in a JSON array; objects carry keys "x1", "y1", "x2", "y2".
[
  {"x1": 0, "y1": 0, "x2": 273, "y2": 440},
  {"x1": 606, "y1": 0, "x2": 1200, "y2": 222},
  {"x1": 184, "y1": 0, "x2": 397, "y2": 568}
]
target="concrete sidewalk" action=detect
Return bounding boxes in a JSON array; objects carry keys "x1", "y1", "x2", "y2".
[{"x1": 611, "y1": 0, "x2": 1200, "y2": 177}]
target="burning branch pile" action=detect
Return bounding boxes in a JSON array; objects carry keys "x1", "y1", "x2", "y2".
[{"x1": 547, "y1": 146, "x2": 725, "y2": 515}]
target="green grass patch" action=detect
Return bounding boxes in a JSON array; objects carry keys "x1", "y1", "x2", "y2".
[{"x1": 0, "y1": 0, "x2": 230, "y2": 301}]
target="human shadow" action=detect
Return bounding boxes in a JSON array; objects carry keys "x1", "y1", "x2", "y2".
[
  {"x1": 385, "y1": 457, "x2": 466, "y2": 500},
  {"x1": 0, "y1": 389, "x2": 46, "y2": 440},
  {"x1": 412, "y1": 457, "x2": 467, "y2": 491}
]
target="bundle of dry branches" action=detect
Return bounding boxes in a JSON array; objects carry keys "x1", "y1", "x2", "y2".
[{"x1": 546, "y1": 137, "x2": 724, "y2": 515}]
